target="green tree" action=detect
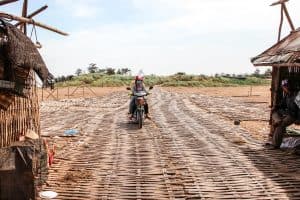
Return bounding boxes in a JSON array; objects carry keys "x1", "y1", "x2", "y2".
[
  {"x1": 106, "y1": 67, "x2": 115, "y2": 75},
  {"x1": 116, "y1": 69, "x2": 122, "y2": 75},
  {"x1": 75, "y1": 68, "x2": 82, "y2": 76},
  {"x1": 264, "y1": 68, "x2": 272, "y2": 78},
  {"x1": 87, "y1": 63, "x2": 98, "y2": 73},
  {"x1": 253, "y1": 69, "x2": 260, "y2": 77},
  {"x1": 121, "y1": 68, "x2": 131, "y2": 75}
]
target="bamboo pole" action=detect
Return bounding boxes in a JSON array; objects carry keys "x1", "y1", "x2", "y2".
[
  {"x1": 271, "y1": 0, "x2": 295, "y2": 32},
  {"x1": 21, "y1": 0, "x2": 28, "y2": 34},
  {"x1": 278, "y1": 5, "x2": 284, "y2": 42},
  {"x1": 0, "y1": 11, "x2": 69, "y2": 36},
  {"x1": 15, "y1": 5, "x2": 48, "y2": 27},
  {"x1": 282, "y1": 3, "x2": 295, "y2": 31},
  {"x1": 270, "y1": 0, "x2": 289, "y2": 6},
  {"x1": 0, "y1": 0, "x2": 18, "y2": 6},
  {"x1": 87, "y1": 86, "x2": 98, "y2": 97}
]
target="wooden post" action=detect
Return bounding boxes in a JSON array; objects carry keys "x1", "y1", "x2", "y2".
[
  {"x1": 271, "y1": 0, "x2": 295, "y2": 42},
  {"x1": 278, "y1": 5, "x2": 284, "y2": 42},
  {"x1": 282, "y1": 3, "x2": 295, "y2": 31},
  {"x1": 21, "y1": 0, "x2": 28, "y2": 35},
  {"x1": 87, "y1": 86, "x2": 98, "y2": 97}
]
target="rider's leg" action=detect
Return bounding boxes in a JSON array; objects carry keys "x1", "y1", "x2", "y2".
[
  {"x1": 144, "y1": 103, "x2": 151, "y2": 119},
  {"x1": 272, "y1": 114, "x2": 295, "y2": 147},
  {"x1": 129, "y1": 97, "x2": 135, "y2": 119},
  {"x1": 129, "y1": 97, "x2": 135, "y2": 114}
]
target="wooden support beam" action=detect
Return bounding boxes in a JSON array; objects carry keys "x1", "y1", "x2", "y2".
[
  {"x1": 282, "y1": 3, "x2": 295, "y2": 31},
  {"x1": 271, "y1": 0, "x2": 295, "y2": 39},
  {"x1": 278, "y1": 5, "x2": 284, "y2": 42},
  {"x1": 270, "y1": 0, "x2": 289, "y2": 6},
  {"x1": 21, "y1": 0, "x2": 28, "y2": 34},
  {"x1": 0, "y1": 12, "x2": 68, "y2": 36},
  {"x1": 15, "y1": 5, "x2": 48, "y2": 26},
  {"x1": 0, "y1": 0, "x2": 18, "y2": 6}
]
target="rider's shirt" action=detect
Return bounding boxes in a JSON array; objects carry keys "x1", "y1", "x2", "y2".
[{"x1": 135, "y1": 80, "x2": 144, "y2": 92}]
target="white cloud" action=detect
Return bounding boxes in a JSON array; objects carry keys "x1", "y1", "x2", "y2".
[
  {"x1": 40, "y1": 0, "x2": 300, "y2": 76},
  {"x1": 53, "y1": 0, "x2": 100, "y2": 18}
]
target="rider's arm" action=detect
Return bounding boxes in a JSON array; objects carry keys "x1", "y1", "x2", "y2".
[{"x1": 142, "y1": 83, "x2": 148, "y2": 93}]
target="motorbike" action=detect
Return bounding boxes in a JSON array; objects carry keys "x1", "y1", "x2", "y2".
[{"x1": 127, "y1": 86, "x2": 153, "y2": 129}]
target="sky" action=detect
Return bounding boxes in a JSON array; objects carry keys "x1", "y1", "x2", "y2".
[{"x1": 1, "y1": 0, "x2": 300, "y2": 76}]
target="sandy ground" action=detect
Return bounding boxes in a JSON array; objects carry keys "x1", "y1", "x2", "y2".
[
  {"x1": 164, "y1": 86, "x2": 271, "y2": 141},
  {"x1": 38, "y1": 86, "x2": 300, "y2": 199},
  {"x1": 39, "y1": 85, "x2": 271, "y2": 140}
]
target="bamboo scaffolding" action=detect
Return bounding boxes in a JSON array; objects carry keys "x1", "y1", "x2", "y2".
[
  {"x1": 15, "y1": 5, "x2": 48, "y2": 27},
  {"x1": 0, "y1": 12, "x2": 68, "y2": 36}
]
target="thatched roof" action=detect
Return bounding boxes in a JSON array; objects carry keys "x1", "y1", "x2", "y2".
[
  {"x1": 251, "y1": 28, "x2": 300, "y2": 67},
  {"x1": 0, "y1": 19, "x2": 53, "y2": 86}
]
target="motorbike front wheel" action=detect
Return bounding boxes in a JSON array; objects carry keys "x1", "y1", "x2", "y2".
[{"x1": 137, "y1": 110, "x2": 143, "y2": 129}]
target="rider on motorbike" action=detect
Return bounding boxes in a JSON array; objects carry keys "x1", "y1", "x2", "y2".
[{"x1": 128, "y1": 74, "x2": 151, "y2": 120}]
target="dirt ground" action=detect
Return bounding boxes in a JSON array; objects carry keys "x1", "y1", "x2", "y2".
[
  {"x1": 38, "y1": 86, "x2": 300, "y2": 199},
  {"x1": 164, "y1": 86, "x2": 271, "y2": 141}
]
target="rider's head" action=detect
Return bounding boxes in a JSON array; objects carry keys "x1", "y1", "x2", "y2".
[{"x1": 135, "y1": 75, "x2": 144, "y2": 82}]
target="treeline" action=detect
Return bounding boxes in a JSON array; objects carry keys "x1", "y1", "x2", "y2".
[
  {"x1": 53, "y1": 63, "x2": 271, "y2": 87},
  {"x1": 213, "y1": 68, "x2": 272, "y2": 79},
  {"x1": 75, "y1": 63, "x2": 131, "y2": 76}
]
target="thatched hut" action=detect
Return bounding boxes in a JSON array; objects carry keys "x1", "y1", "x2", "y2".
[
  {"x1": 251, "y1": 27, "x2": 300, "y2": 146},
  {"x1": 0, "y1": 19, "x2": 52, "y2": 199},
  {"x1": 0, "y1": 19, "x2": 53, "y2": 146}
]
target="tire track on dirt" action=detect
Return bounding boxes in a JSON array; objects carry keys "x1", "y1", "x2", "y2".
[
  {"x1": 149, "y1": 89, "x2": 299, "y2": 199},
  {"x1": 41, "y1": 91, "x2": 179, "y2": 199},
  {"x1": 39, "y1": 89, "x2": 300, "y2": 199},
  {"x1": 40, "y1": 93, "x2": 130, "y2": 199}
]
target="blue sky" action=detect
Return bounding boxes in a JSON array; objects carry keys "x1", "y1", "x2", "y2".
[{"x1": 2, "y1": 0, "x2": 300, "y2": 76}]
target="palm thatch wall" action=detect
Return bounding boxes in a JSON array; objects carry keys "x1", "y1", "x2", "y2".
[{"x1": 0, "y1": 19, "x2": 52, "y2": 148}]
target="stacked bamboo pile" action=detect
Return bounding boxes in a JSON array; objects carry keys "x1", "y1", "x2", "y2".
[{"x1": 0, "y1": 71, "x2": 40, "y2": 148}]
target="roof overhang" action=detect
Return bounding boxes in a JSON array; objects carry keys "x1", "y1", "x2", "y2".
[{"x1": 251, "y1": 28, "x2": 300, "y2": 67}]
